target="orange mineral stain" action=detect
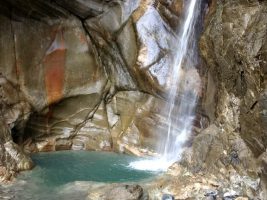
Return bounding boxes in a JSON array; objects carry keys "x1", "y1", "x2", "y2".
[
  {"x1": 79, "y1": 33, "x2": 87, "y2": 44},
  {"x1": 44, "y1": 31, "x2": 66, "y2": 105}
]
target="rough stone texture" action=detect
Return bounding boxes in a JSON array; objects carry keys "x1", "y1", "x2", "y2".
[
  {"x1": 54, "y1": 0, "x2": 108, "y2": 19},
  {"x1": 0, "y1": 76, "x2": 33, "y2": 181},
  {"x1": 200, "y1": 0, "x2": 267, "y2": 155},
  {"x1": 141, "y1": 165, "x2": 261, "y2": 200},
  {"x1": 102, "y1": 185, "x2": 145, "y2": 200},
  {"x1": 195, "y1": 0, "x2": 267, "y2": 198},
  {"x1": 86, "y1": 184, "x2": 147, "y2": 200}
]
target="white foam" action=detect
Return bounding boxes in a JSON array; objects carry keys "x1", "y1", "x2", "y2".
[{"x1": 129, "y1": 157, "x2": 174, "y2": 172}]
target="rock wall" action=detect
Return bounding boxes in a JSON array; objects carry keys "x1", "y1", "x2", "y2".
[
  {"x1": 201, "y1": 0, "x2": 267, "y2": 155},
  {"x1": 199, "y1": 0, "x2": 267, "y2": 167},
  {"x1": 177, "y1": 0, "x2": 267, "y2": 198},
  {"x1": 0, "y1": 75, "x2": 33, "y2": 181},
  {"x1": 0, "y1": 0, "x2": 208, "y2": 181}
]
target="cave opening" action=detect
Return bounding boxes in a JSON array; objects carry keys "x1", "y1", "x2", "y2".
[{"x1": 11, "y1": 126, "x2": 21, "y2": 144}]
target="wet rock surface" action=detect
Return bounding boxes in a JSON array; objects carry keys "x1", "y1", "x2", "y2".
[
  {"x1": 0, "y1": 0, "x2": 197, "y2": 181},
  {"x1": 1, "y1": 0, "x2": 206, "y2": 158}
]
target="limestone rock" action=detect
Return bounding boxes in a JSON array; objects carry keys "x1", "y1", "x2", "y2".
[
  {"x1": 105, "y1": 185, "x2": 145, "y2": 200},
  {"x1": 0, "y1": 75, "x2": 32, "y2": 181},
  {"x1": 54, "y1": 0, "x2": 108, "y2": 19},
  {"x1": 86, "y1": 183, "x2": 147, "y2": 200},
  {"x1": 198, "y1": 0, "x2": 267, "y2": 197},
  {"x1": 200, "y1": 0, "x2": 267, "y2": 156},
  {"x1": 0, "y1": 0, "x2": 205, "y2": 167}
]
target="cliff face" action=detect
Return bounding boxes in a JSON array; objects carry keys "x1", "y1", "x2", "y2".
[
  {"x1": 199, "y1": 0, "x2": 266, "y2": 171},
  {"x1": 0, "y1": 0, "x2": 205, "y2": 180},
  {"x1": 201, "y1": 0, "x2": 267, "y2": 155},
  {"x1": 185, "y1": 0, "x2": 267, "y2": 198},
  {"x1": 0, "y1": 0, "x2": 266, "y2": 198}
]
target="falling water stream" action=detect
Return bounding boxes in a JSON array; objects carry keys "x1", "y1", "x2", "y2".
[{"x1": 130, "y1": 0, "x2": 203, "y2": 171}]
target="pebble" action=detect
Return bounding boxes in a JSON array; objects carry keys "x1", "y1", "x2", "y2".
[{"x1": 162, "y1": 194, "x2": 175, "y2": 200}]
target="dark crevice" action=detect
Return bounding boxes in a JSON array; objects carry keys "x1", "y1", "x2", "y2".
[
  {"x1": 11, "y1": 126, "x2": 21, "y2": 144},
  {"x1": 113, "y1": 15, "x2": 132, "y2": 38},
  {"x1": 10, "y1": 19, "x2": 20, "y2": 87},
  {"x1": 113, "y1": 41, "x2": 139, "y2": 88},
  {"x1": 83, "y1": 22, "x2": 137, "y2": 91},
  {"x1": 250, "y1": 101, "x2": 258, "y2": 110},
  {"x1": 70, "y1": 80, "x2": 111, "y2": 138}
]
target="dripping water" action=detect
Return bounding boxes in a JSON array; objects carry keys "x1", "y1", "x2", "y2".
[{"x1": 130, "y1": 0, "x2": 204, "y2": 171}]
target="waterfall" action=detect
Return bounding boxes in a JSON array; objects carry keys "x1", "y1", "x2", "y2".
[
  {"x1": 161, "y1": 0, "x2": 201, "y2": 163},
  {"x1": 130, "y1": 0, "x2": 203, "y2": 171}
]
